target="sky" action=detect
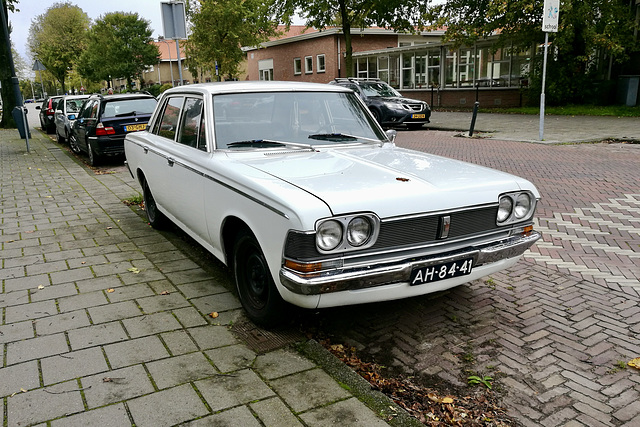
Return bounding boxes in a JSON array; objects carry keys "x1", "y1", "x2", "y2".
[{"x1": 8, "y1": 0, "x2": 166, "y2": 65}]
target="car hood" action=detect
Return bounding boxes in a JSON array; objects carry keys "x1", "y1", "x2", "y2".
[
  {"x1": 377, "y1": 96, "x2": 426, "y2": 105},
  {"x1": 239, "y1": 145, "x2": 535, "y2": 218}
]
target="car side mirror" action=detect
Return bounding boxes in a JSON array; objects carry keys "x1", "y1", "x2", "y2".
[
  {"x1": 68, "y1": 114, "x2": 76, "y2": 120},
  {"x1": 385, "y1": 129, "x2": 397, "y2": 143}
]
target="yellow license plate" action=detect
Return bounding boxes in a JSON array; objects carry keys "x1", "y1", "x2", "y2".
[
  {"x1": 411, "y1": 114, "x2": 426, "y2": 119},
  {"x1": 124, "y1": 123, "x2": 147, "y2": 132}
]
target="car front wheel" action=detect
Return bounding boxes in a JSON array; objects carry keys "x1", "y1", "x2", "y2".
[{"x1": 233, "y1": 230, "x2": 287, "y2": 327}]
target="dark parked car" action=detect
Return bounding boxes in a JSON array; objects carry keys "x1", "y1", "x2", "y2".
[
  {"x1": 329, "y1": 78, "x2": 431, "y2": 129},
  {"x1": 54, "y1": 95, "x2": 89, "y2": 144},
  {"x1": 70, "y1": 93, "x2": 157, "y2": 166},
  {"x1": 37, "y1": 96, "x2": 63, "y2": 133}
]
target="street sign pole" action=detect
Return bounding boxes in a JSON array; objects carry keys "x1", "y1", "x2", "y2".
[{"x1": 540, "y1": 0, "x2": 560, "y2": 141}]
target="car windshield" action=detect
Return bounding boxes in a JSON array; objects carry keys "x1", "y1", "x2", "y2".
[
  {"x1": 212, "y1": 91, "x2": 386, "y2": 149},
  {"x1": 359, "y1": 82, "x2": 401, "y2": 98},
  {"x1": 102, "y1": 98, "x2": 157, "y2": 118}
]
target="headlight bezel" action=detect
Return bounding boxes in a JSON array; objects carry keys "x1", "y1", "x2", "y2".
[
  {"x1": 496, "y1": 191, "x2": 537, "y2": 225},
  {"x1": 315, "y1": 213, "x2": 380, "y2": 254}
]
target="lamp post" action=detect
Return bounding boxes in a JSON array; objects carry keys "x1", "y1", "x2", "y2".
[{"x1": 157, "y1": 36, "x2": 175, "y2": 87}]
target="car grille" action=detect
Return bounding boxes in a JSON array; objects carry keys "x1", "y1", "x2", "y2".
[
  {"x1": 406, "y1": 103, "x2": 425, "y2": 112},
  {"x1": 284, "y1": 206, "x2": 499, "y2": 261}
]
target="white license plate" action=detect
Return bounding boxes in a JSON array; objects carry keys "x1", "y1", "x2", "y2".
[{"x1": 410, "y1": 258, "x2": 473, "y2": 286}]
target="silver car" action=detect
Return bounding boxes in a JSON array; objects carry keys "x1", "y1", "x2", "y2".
[{"x1": 54, "y1": 95, "x2": 89, "y2": 144}]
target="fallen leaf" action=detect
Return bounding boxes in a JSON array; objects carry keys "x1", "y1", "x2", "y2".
[
  {"x1": 441, "y1": 397, "x2": 454, "y2": 404},
  {"x1": 20, "y1": 388, "x2": 27, "y2": 393},
  {"x1": 128, "y1": 267, "x2": 140, "y2": 274},
  {"x1": 38, "y1": 285, "x2": 45, "y2": 290},
  {"x1": 629, "y1": 358, "x2": 640, "y2": 369},
  {"x1": 106, "y1": 226, "x2": 112, "y2": 230},
  {"x1": 160, "y1": 290, "x2": 170, "y2": 295},
  {"x1": 25, "y1": 230, "x2": 35, "y2": 234},
  {"x1": 106, "y1": 288, "x2": 115, "y2": 293},
  {"x1": 102, "y1": 377, "x2": 113, "y2": 383},
  {"x1": 209, "y1": 312, "x2": 219, "y2": 318}
]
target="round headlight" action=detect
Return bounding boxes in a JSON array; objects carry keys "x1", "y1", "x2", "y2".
[
  {"x1": 316, "y1": 220, "x2": 343, "y2": 251},
  {"x1": 497, "y1": 196, "x2": 513, "y2": 223},
  {"x1": 346, "y1": 217, "x2": 371, "y2": 247},
  {"x1": 514, "y1": 193, "x2": 532, "y2": 219}
]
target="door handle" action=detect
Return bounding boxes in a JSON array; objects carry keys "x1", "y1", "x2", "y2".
[
  {"x1": 143, "y1": 146, "x2": 149, "y2": 154},
  {"x1": 167, "y1": 157, "x2": 175, "y2": 167}
]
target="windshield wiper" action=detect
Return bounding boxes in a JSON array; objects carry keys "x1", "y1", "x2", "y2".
[
  {"x1": 226, "y1": 139, "x2": 315, "y2": 150},
  {"x1": 308, "y1": 133, "x2": 381, "y2": 144}
]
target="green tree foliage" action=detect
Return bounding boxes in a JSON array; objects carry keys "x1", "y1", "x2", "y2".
[
  {"x1": 275, "y1": 0, "x2": 430, "y2": 77},
  {"x1": 1, "y1": 0, "x2": 19, "y2": 127},
  {"x1": 28, "y1": 2, "x2": 90, "y2": 94},
  {"x1": 184, "y1": 0, "x2": 281, "y2": 80},
  {"x1": 426, "y1": 0, "x2": 639, "y2": 105},
  {"x1": 78, "y1": 12, "x2": 159, "y2": 91}
]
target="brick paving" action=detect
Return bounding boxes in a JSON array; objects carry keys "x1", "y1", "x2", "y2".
[
  {"x1": 3, "y1": 110, "x2": 640, "y2": 426},
  {"x1": 0, "y1": 128, "x2": 390, "y2": 427},
  {"x1": 310, "y1": 130, "x2": 640, "y2": 426}
]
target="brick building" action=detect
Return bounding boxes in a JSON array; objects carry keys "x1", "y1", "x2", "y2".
[{"x1": 245, "y1": 26, "x2": 530, "y2": 108}]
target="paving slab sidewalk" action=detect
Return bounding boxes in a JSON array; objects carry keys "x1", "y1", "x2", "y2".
[{"x1": 0, "y1": 129, "x2": 406, "y2": 427}]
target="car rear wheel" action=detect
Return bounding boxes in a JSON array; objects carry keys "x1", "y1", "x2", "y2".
[
  {"x1": 69, "y1": 134, "x2": 81, "y2": 154},
  {"x1": 233, "y1": 230, "x2": 287, "y2": 327},
  {"x1": 87, "y1": 141, "x2": 100, "y2": 166},
  {"x1": 407, "y1": 123, "x2": 424, "y2": 130},
  {"x1": 143, "y1": 179, "x2": 168, "y2": 229}
]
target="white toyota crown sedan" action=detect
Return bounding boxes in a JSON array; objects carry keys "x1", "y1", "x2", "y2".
[{"x1": 124, "y1": 81, "x2": 541, "y2": 326}]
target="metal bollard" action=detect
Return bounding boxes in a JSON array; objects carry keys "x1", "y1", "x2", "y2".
[{"x1": 469, "y1": 101, "x2": 479, "y2": 137}]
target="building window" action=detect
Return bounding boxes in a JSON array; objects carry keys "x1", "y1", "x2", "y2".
[
  {"x1": 294, "y1": 58, "x2": 302, "y2": 75},
  {"x1": 305, "y1": 56, "x2": 313, "y2": 74},
  {"x1": 317, "y1": 54, "x2": 325, "y2": 73},
  {"x1": 259, "y1": 59, "x2": 274, "y2": 81}
]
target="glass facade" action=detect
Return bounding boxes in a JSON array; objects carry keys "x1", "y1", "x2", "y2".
[{"x1": 354, "y1": 43, "x2": 532, "y2": 90}]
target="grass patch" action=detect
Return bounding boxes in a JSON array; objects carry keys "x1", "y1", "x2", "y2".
[{"x1": 478, "y1": 105, "x2": 640, "y2": 117}]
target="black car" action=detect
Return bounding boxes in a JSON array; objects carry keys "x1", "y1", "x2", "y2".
[
  {"x1": 70, "y1": 93, "x2": 157, "y2": 166},
  {"x1": 329, "y1": 78, "x2": 431, "y2": 129},
  {"x1": 37, "y1": 95, "x2": 64, "y2": 133}
]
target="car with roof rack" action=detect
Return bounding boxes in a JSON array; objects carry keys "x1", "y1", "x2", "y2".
[
  {"x1": 70, "y1": 93, "x2": 157, "y2": 165},
  {"x1": 329, "y1": 78, "x2": 431, "y2": 129},
  {"x1": 124, "y1": 81, "x2": 540, "y2": 326}
]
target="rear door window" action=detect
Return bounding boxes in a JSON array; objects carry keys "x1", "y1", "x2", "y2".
[
  {"x1": 157, "y1": 96, "x2": 184, "y2": 140},
  {"x1": 176, "y1": 97, "x2": 205, "y2": 150}
]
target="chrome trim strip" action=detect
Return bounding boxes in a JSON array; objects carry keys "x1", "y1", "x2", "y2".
[
  {"x1": 129, "y1": 140, "x2": 289, "y2": 219},
  {"x1": 279, "y1": 231, "x2": 541, "y2": 295}
]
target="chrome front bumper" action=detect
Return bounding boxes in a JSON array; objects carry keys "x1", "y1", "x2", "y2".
[{"x1": 279, "y1": 231, "x2": 541, "y2": 295}]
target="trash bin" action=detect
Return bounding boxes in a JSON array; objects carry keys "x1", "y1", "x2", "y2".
[
  {"x1": 617, "y1": 75, "x2": 640, "y2": 107},
  {"x1": 11, "y1": 106, "x2": 31, "y2": 139}
]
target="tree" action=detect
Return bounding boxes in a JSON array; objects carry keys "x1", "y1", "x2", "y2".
[
  {"x1": 426, "y1": 0, "x2": 639, "y2": 104},
  {"x1": 275, "y1": 0, "x2": 431, "y2": 77},
  {"x1": 78, "y1": 12, "x2": 159, "y2": 91},
  {"x1": 184, "y1": 0, "x2": 281, "y2": 80},
  {"x1": 28, "y1": 2, "x2": 90, "y2": 94},
  {"x1": 1, "y1": 0, "x2": 19, "y2": 128}
]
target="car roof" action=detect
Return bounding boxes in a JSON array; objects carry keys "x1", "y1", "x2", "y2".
[
  {"x1": 161, "y1": 81, "x2": 352, "y2": 96},
  {"x1": 89, "y1": 93, "x2": 156, "y2": 101}
]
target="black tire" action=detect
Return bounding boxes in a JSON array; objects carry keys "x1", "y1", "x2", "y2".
[
  {"x1": 69, "y1": 134, "x2": 81, "y2": 154},
  {"x1": 370, "y1": 108, "x2": 382, "y2": 123},
  {"x1": 407, "y1": 123, "x2": 424, "y2": 130},
  {"x1": 233, "y1": 230, "x2": 287, "y2": 327},
  {"x1": 142, "y1": 179, "x2": 168, "y2": 229},
  {"x1": 87, "y1": 141, "x2": 100, "y2": 166}
]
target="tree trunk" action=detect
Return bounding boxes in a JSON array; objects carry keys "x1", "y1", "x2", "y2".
[
  {"x1": 338, "y1": 0, "x2": 354, "y2": 77},
  {"x1": 0, "y1": 0, "x2": 16, "y2": 127}
]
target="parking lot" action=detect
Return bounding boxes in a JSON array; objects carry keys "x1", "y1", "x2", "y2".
[{"x1": 3, "y1": 106, "x2": 640, "y2": 426}]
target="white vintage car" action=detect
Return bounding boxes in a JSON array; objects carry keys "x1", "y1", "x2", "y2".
[{"x1": 124, "y1": 82, "x2": 540, "y2": 326}]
